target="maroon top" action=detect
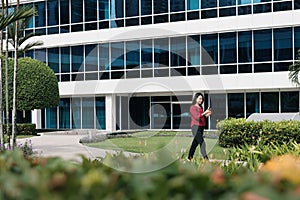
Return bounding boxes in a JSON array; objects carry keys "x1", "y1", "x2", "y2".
[{"x1": 190, "y1": 104, "x2": 206, "y2": 127}]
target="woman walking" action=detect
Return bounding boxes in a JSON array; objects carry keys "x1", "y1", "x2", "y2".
[{"x1": 188, "y1": 93, "x2": 212, "y2": 161}]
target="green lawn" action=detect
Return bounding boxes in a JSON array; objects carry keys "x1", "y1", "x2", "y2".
[{"x1": 85, "y1": 132, "x2": 227, "y2": 160}]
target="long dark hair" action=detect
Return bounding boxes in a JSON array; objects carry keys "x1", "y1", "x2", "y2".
[{"x1": 192, "y1": 93, "x2": 204, "y2": 105}]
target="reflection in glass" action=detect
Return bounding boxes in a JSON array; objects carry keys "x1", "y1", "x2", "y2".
[
  {"x1": 187, "y1": 0, "x2": 199, "y2": 10},
  {"x1": 71, "y1": 46, "x2": 84, "y2": 72},
  {"x1": 170, "y1": 37, "x2": 186, "y2": 67},
  {"x1": 220, "y1": 32, "x2": 237, "y2": 64},
  {"x1": 254, "y1": 29, "x2": 272, "y2": 62},
  {"x1": 59, "y1": 98, "x2": 70, "y2": 129},
  {"x1": 47, "y1": 0, "x2": 58, "y2": 26},
  {"x1": 141, "y1": 0, "x2": 152, "y2": 15},
  {"x1": 126, "y1": 0, "x2": 139, "y2": 17},
  {"x1": 154, "y1": 0, "x2": 168, "y2": 14},
  {"x1": 99, "y1": 43, "x2": 110, "y2": 71},
  {"x1": 60, "y1": 0, "x2": 69, "y2": 24},
  {"x1": 46, "y1": 107, "x2": 57, "y2": 128},
  {"x1": 274, "y1": 28, "x2": 292, "y2": 61},
  {"x1": 61, "y1": 47, "x2": 70, "y2": 73},
  {"x1": 71, "y1": 0, "x2": 83, "y2": 23},
  {"x1": 141, "y1": 40, "x2": 153, "y2": 68},
  {"x1": 129, "y1": 97, "x2": 150, "y2": 129},
  {"x1": 72, "y1": 98, "x2": 81, "y2": 129},
  {"x1": 246, "y1": 93, "x2": 259, "y2": 118},
  {"x1": 85, "y1": 44, "x2": 98, "y2": 71},
  {"x1": 82, "y1": 97, "x2": 94, "y2": 128},
  {"x1": 261, "y1": 92, "x2": 279, "y2": 113},
  {"x1": 111, "y1": 42, "x2": 124, "y2": 70},
  {"x1": 238, "y1": 31, "x2": 252, "y2": 63},
  {"x1": 170, "y1": 0, "x2": 185, "y2": 12},
  {"x1": 154, "y1": 38, "x2": 169, "y2": 67},
  {"x1": 35, "y1": 1, "x2": 46, "y2": 27},
  {"x1": 99, "y1": 0, "x2": 109, "y2": 20},
  {"x1": 126, "y1": 41, "x2": 140, "y2": 69},
  {"x1": 228, "y1": 93, "x2": 244, "y2": 118},
  {"x1": 201, "y1": 34, "x2": 218, "y2": 65},
  {"x1": 201, "y1": 0, "x2": 217, "y2": 9},
  {"x1": 295, "y1": 27, "x2": 300, "y2": 58},
  {"x1": 281, "y1": 92, "x2": 299, "y2": 112},
  {"x1": 187, "y1": 35, "x2": 200, "y2": 66},
  {"x1": 85, "y1": 0, "x2": 97, "y2": 21},
  {"x1": 48, "y1": 48, "x2": 59, "y2": 73},
  {"x1": 96, "y1": 97, "x2": 106, "y2": 129}
]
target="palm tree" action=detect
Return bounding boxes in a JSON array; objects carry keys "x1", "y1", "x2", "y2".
[
  {"x1": 0, "y1": 3, "x2": 36, "y2": 148},
  {"x1": 7, "y1": 17, "x2": 43, "y2": 56},
  {"x1": 289, "y1": 49, "x2": 300, "y2": 86}
]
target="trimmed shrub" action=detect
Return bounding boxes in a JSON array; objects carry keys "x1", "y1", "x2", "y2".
[
  {"x1": 3, "y1": 123, "x2": 37, "y2": 136},
  {"x1": 218, "y1": 118, "x2": 300, "y2": 147}
]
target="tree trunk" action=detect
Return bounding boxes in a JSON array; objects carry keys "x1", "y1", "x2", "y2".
[
  {"x1": 5, "y1": 0, "x2": 10, "y2": 149},
  {"x1": 12, "y1": 0, "x2": 19, "y2": 148},
  {"x1": 0, "y1": 0, "x2": 5, "y2": 149}
]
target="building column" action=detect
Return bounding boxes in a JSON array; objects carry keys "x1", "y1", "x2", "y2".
[
  {"x1": 105, "y1": 94, "x2": 116, "y2": 132},
  {"x1": 31, "y1": 109, "x2": 42, "y2": 129}
]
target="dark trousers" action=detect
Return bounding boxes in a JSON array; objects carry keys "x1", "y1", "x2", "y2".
[{"x1": 188, "y1": 125, "x2": 208, "y2": 159}]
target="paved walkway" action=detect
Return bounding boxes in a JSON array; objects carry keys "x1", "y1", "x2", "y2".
[{"x1": 17, "y1": 133, "x2": 117, "y2": 162}]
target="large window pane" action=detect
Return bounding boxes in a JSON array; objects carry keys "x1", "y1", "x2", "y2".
[
  {"x1": 129, "y1": 97, "x2": 150, "y2": 129},
  {"x1": 72, "y1": 98, "x2": 81, "y2": 129},
  {"x1": 151, "y1": 103, "x2": 171, "y2": 129},
  {"x1": 170, "y1": 37, "x2": 186, "y2": 67},
  {"x1": 170, "y1": 0, "x2": 185, "y2": 12},
  {"x1": 238, "y1": 0, "x2": 251, "y2": 5},
  {"x1": 85, "y1": 44, "x2": 98, "y2": 71},
  {"x1": 154, "y1": 0, "x2": 168, "y2": 14},
  {"x1": 46, "y1": 107, "x2": 57, "y2": 128},
  {"x1": 48, "y1": 48, "x2": 59, "y2": 73},
  {"x1": 82, "y1": 97, "x2": 94, "y2": 128},
  {"x1": 274, "y1": 28, "x2": 292, "y2": 61},
  {"x1": 85, "y1": 0, "x2": 97, "y2": 21},
  {"x1": 126, "y1": 0, "x2": 139, "y2": 17},
  {"x1": 96, "y1": 97, "x2": 106, "y2": 129},
  {"x1": 59, "y1": 98, "x2": 70, "y2": 129},
  {"x1": 141, "y1": 0, "x2": 152, "y2": 15},
  {"x1": 219, "y1": 0, "x2": 236, "y2": 7},
  {"x1": 141, "y1": 39, "x2": 153, "y2": 68},
  {"x1": 254, "y1": 29, "x2": 272, "y2": 62},
  {"x1": 187, "y1": 0, "x2": 199, "y2": 10},
  {"x1": 126, "y1": 41, "x2": 140, "y2": 69},
  {"x1": 35, "y1": 2, "x2": 46, "y2": 27},
  {"x1": 71, "y1": 46, "x2": 84, "y2": 72},
  {"x1": 220, "y1": 32, "x2": 237, "y2": 64},
  {"x1": 238, "y1": 31, "x2": 252, "y2": 63},
  {"x1": 187, "y1": 35, "x2": 200, "y2": 66},
  {"x1": 228, "y1": 93, "x2": 244, "y2": 118},
  {"x1": 111, "y1": 42, "x2": 124, "y2": 70},
  {"x1": 201, "y1": 0, "x2": 217, "y2": 8},
  {"x1": 154, "y1": 38, "x2": 169, "y2": 67},
  {"x1": 71, "y1": 0, "x2": 83, "y2": 23},
  {"x1": 47, "y1": 0, "x2": 58, "y2": 26},
  {"x1": 261, "y1": 92, "x2": 279, "y2": 113},
  {"x1": 60, "y1": 0, "x2": 69, "y2": 24},
  {"x1": 246, "y1": 93, "x2": 259, "y2": 118},
  {"x1": 35, "y1": 49, "x2": 46, "y2": 63},
  {"x1": 110, "y1": 0, "x2": 124, "y2": 18},
  {"x1": 61, "y1": 47, "x2": 70, "y2": 73},
  {"x1": 295, "y1": 27, "x2": 300, "y2": 58},
  {"x1": 173, "y1": 103, "x2": 190, "y2": 129},
  {"x1": 99, "y1": 43, "x2": 110, "y2": 70},
  {"x1": 201, "y1": 34, "x2": 218, "y2": 65},
  {"x1": 281, "y1": 91, "x2": 299, "y2": 112},
  {"x1": 99, "y1": 0, "x2": 109, "y2": 20}
]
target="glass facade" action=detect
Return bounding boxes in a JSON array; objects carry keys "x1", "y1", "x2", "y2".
[
  {"x1": 27, "y1": 26, "x2": 300, "y2": 81},
  {"x1": 9, "y1": 0, "x2": 299, "y2": 130},
  {"x1": 1, "y1": 0, "x2": 294, "y2": 35}
]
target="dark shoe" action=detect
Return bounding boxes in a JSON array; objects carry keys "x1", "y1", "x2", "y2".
[{"x1": 203, "y1": 155, "x2": 209, "y2": 160}]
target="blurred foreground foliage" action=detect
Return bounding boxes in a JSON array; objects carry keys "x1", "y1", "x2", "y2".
[{"x1": 0, "y1": 150, "x2": 299, "y2": 200}]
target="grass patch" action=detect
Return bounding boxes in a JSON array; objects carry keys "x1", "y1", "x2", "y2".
[{"x1": 85, "y1": 132, "x2": 227, "y2": 160}]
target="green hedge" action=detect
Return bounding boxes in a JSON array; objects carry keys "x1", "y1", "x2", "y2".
[
  {"x1": 217, "y1": 118, "x2": 300, "y2": 147},
  {"x1": 0, "y1": 151, "x2": 299, "y2": 200},
  {"x1": 3, "y1": 123, "x2": 37, "y2": 136}
]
